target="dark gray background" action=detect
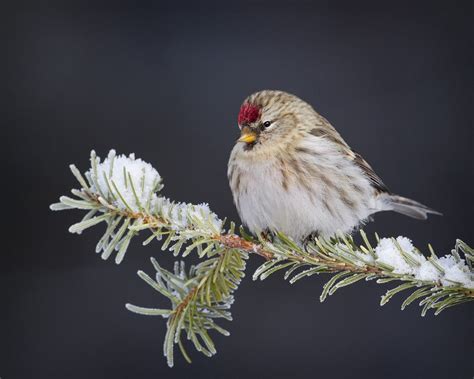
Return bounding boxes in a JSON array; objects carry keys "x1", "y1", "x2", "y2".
[{"x1": 3, "y1": 1, "x2": 473, "y2": 378}]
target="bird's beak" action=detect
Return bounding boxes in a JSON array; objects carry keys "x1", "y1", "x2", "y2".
[{"x1": 237, "y1": 127, "x2": 257, "y2": 144}]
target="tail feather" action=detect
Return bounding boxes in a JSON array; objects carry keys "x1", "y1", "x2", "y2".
[{"x1": 382, "y1": 194, "x2": 442, "y2": 220}]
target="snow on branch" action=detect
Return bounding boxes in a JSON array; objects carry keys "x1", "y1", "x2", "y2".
[{"x1": 50, "y1": 149, "x2": 474, "y2": 367}]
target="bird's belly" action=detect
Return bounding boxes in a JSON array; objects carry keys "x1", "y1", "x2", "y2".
[
  {"x1": 235, "y1": 160, "x2": 373, "y2": 241},
  {"x1": 238, "y1": 181, "x2": 316, "y2": 240}
]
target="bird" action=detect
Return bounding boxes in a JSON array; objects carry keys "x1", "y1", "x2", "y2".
[{"x1": 227, "y1": 90, "x2": 441, "y2": 243}]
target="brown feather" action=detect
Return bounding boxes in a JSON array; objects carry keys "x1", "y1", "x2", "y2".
[{"x1": 349, "y1": 150, "x2": 389, "y2": 193}]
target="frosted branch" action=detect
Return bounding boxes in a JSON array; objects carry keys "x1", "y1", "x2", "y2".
[{"x1": 51, "y1": 149, "x2": 474, "y2": 367}]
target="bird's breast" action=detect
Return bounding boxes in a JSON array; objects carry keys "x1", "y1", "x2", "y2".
[{"x1": 228, "y1": 139, "x2": 376, "y2": 240}]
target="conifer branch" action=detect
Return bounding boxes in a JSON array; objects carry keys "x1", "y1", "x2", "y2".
[{"x1": 51, "y1": 149, "x2": 474, "y2": 367}]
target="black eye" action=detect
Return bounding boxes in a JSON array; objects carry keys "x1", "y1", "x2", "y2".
[{"x1": 263, "y1": 121, "x2": 272, "y2": 128}]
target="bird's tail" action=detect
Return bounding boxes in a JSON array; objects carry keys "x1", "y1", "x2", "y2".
[{"x1": 380, "y1": 194, "x2": 442, "y2": 220}]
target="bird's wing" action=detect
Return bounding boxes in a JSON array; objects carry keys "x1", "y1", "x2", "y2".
[
  {"x1": 348, "y1": 150, "x2": 389, "y2": 193},
  {"x1": 308, "y1": 120, "x2": 390, "y2": 194}
]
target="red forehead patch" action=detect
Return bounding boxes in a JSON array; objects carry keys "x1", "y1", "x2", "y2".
[{"x1": 238, "y1": 103, "x2": 260, "y2": 125}]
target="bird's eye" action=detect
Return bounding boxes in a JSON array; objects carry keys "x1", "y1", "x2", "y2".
[{"x1": 263, "y1": 121, "x2": 272, "y2": 128}]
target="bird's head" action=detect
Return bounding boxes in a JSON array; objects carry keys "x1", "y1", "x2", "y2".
[{"x1": 236, "y1": 90, "x2": 314, "y2": 151}]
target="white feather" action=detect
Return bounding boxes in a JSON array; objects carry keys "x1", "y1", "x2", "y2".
[{"x1": 228, "y1": 135, "x2": 377, "y2": 241}]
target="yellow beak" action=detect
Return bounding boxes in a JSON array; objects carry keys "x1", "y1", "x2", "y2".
[{"x1": 237, "y1": 128, "x2": 257, "y2": 144}]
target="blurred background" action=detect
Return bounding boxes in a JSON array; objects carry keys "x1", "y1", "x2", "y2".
[{"x1": 3, "y1": 1, "x2": 473, "y2": 378}]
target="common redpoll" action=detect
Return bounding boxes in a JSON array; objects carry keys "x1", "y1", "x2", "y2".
[{"x1": 228, "y1": 90, "x2": 440, "y2": 242}]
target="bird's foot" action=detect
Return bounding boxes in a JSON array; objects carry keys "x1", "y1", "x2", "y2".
[
  {"x1": 303, "y1": 231, "x2": 319, "y2": 247},
  {"x1": 259, "y1": 229, "x2": 275, "y2": 243}
]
